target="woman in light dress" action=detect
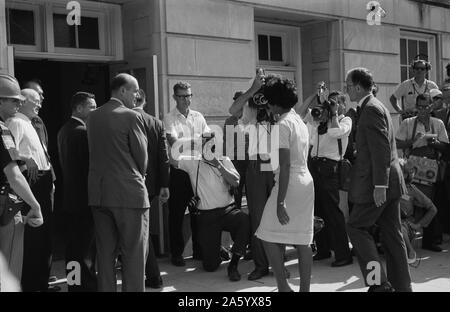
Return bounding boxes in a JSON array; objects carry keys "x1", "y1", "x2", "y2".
[{"x1": 255, "y1": 76, "x2": 314, "y2": 292}]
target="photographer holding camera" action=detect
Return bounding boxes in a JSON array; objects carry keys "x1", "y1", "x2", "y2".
[
  {"x1": 302, "y1": 82, "x2": 353, "y2": 267},
  {"x1": 173, "y1": 133, "x2": 250, "y2": 282}
]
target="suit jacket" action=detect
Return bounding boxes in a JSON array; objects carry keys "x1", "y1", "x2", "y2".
[
  {"x1": 87, "y1": 100, "x2": 149, "y2": 208},
  {"x1": 134, "y1": 107, "x2": 170, "y2": 199},
  {"x1": 57, "y1": 118, "x2": 89, "y2": 213},
  {"x1": 349, "y1": 95, "x2": 406, "y2": 204}
]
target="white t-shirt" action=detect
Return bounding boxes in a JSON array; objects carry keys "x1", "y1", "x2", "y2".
[
  {"x1": 393, "y1": 78, "x2": 438, "y2": 112},
  {"x1": 178, "y1": 156, "x2": 236, "y2": 211}
]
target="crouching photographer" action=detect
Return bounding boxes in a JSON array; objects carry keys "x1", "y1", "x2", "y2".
[
  {"x1": 305, "y1": 83, "x2": 353, "y2": 267},
  {"x1": 173, "y1": 133, "x2": 250, "y2": 282}
]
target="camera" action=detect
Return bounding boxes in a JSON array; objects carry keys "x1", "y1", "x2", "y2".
[
  {"x1": 311, "y1": 100, "x2": 333, "y2": 120},
  {"x1": 186, "y1": 195, "x2": 201, "y2": 215}
]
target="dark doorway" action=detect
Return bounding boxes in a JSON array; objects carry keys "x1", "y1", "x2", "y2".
[{"x1": 14, "y1": 59, "x2": 110, "y2": 259}]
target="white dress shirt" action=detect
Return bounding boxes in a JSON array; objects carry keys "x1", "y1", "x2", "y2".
[{"x1": 6, "y1": 112, "x2": 51, "y2": 170}]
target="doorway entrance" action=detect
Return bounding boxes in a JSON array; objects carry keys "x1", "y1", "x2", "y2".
[{"x1": 14, "y1": 59, "x2": 110, "y2": 259}]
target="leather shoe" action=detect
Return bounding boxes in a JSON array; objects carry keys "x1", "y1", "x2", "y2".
[
  {"x1": 171, "y1": 256, "x2": 186, "y2": 267},
  {"x1": 227, "y1": 266, "x2": 241, "y2": 282},
  {"x1": 331, "y1": 257, "x2": 353, "y2": 267},
  {"x1": 248, "y1": 268, "x2": 269, "y2": 281},
  {"x1": 368, "y1": 282, "x2": 395, "y2": 292},
  {"x1": 313, "y1": 252, "x2": 331, "y2": 261},
  {"x1": 145, "y1": 276, "x2": 163, "y2": 289},
  {"x1": 422, "y1": 244, "x2": 443, "y2": 252}
]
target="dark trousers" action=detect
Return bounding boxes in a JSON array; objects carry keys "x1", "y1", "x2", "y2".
[
  {"x1": 92, "y1": 206, "x2": 149, "y2": 292},
  {"x1": 245, "y1": 160, "x2": 274, "y2": 271},
  {"x1": 64, "y1": 210, "x2": 97, "y2": 292},
  {"x1": 196, "y1": 206, "x2": 250, "y2": 271},
  {"x1": 414, "y1": 183, "x2": 443, "y2": 246},
  {"x1": 347, "y1": 198, "x2": 412, "y2": 292},
  {"x1": 435, "y1": 167, "x2": 450, "y2": 234},
  {"x1": 232, "y1": 159, "x2": 249, "y2": 210},
  {"x1": 145, "y1": 197, "x2": 160, "y2": 280},
  {"x1": 168, "y1": 167, "x2": 200, "y2": 258},
  {"x1": 309, "y1": 158, "x2": 351, "y2": 261},
  {"x1": 21, "y1": 170, "x2": 53, "y2": 292}
]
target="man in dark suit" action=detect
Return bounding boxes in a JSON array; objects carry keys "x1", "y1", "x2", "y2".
[
  {"x1": 57, "y1": 92, "x2": 97, "y2": 292},
  {"x1": 345, "y1": 67, "x2": 412, "y2": 292},
  {"x1": 133, "y1": 89, "x2": 170, "y2": 289},
  {"x1": 87, "y1": 73, "x2": 149, "y2": 292}
]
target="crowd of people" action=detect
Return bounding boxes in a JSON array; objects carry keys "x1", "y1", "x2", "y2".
[{"x1": 0, "y1": 55, "x2": 449, "y2": 293}]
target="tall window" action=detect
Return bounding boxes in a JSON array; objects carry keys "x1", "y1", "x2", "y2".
[
  {"x1": 400, "y1": 32, "x2": 435, "y2": 82},
  {"x1": 257, "y1": 34, "x2": 283, "y2": 62}
]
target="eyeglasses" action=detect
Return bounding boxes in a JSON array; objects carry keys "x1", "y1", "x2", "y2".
[
  {"x1": 414, "y1": 67, "x2": 427, "y2": 71},
  {"x1": 416, "y1": 105, "x2": 431, "y2": 110},
  {"x1": 175, "y1": 94, "x2": 193, "y2": 99}
]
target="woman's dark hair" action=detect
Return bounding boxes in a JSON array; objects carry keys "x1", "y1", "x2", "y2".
[
  {"x1": 263, "y1": 75, "x2": 298, "y2": 109},
  {"x1": 347, "y1": 67, "x2": 374, "y2": 91}
]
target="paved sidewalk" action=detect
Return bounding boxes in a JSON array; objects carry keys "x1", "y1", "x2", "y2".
[{"x1": 51, "y1": 234, "x2": 450, "y2": 292}]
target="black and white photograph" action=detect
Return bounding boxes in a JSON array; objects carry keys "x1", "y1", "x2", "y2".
[{"x1": 0, "y1": 0, "x2": 449, "y2": 294}]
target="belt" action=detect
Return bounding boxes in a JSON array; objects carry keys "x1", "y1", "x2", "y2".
[
  {"x1": 197, "y1": 203, "x2": 235, "y2": 214},
  {"x1": 311, "y1": 157, "x2": 338, "y2": 164}
]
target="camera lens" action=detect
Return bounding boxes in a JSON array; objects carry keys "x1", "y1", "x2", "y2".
[{"x1": 311, "y1": 107, "x2": 323, "y2": 119}]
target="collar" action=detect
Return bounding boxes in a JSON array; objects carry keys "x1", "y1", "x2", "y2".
[
  {"x1": 110, "y1": 97, "x2": 125, "y2": 106},
  {"x1": 71, "y1": 116, "x2": 86, "y2": 127},
  {"x1": 412, "y1": 78, "x2": 427, "y2": 87},
  {"x1": 175, "y1": 107, "x2": 190, "y2": 118},
  {"x1": 357, "y1": 94, "x2": 372, "y2": 107},
  {"x1": 15, "y1": 112, "x2": 32, "y2": 122}
]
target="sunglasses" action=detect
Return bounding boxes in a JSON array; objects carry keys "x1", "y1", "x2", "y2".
[
  {"x1": 414, "y1": 67, "x2": 427, "y2": 71},
  {"x1": 416, "y1": 105, "x2": 431, "y2": 110}
]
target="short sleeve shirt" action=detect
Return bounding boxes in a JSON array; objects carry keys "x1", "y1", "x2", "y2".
[
  {"x1": 393, "y1": 79, "x2": 438, "y2": 112},
  {"x1": 163, "y1": 108, "x2": 210, "y2": 140},
  {"x1": 0, "y1": 120, "x2": 18, "y2": 183},
  {"x1": 178, "y1": 156, "x2": 236, "y2": 210},
  {"x1": 396, "y1": 117, "x2": 449, "y2": 148}
]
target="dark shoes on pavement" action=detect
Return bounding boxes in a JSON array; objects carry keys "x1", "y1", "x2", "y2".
[
  {"x1": 171, "y1": 256, "x2": 186, "y2": 267},
  {"x1": 248, "y1": 268, "x2": 269, "y2": 281},
  {"x1": 145, "y1": 276, "x2": 163, "y2": 289},
  {"x1": 422, "y1": 244, "x2": 443, "y2": 252},
  {"x1": 368, "y1": 282, "x2": 395, "y2": 292},
  {"x1": 227, "y1": 266, "x2": 241, "y2": 282},
  {"x1": 331, "y1": 257, "x2": 353, "y2": 267}
]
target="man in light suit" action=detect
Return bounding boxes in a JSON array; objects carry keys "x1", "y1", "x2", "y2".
[
  {"x1": 345, "y1": 67, "x2": 412, "y2": 292},
  {"x1": 87, "y1": 73, "x2": 149, "y2": 292},
  {"x1": 133, "y1": 89, "x2": 170, "y2": 289},
  {"x1": 57, "y1": 92, "x2": 97, "y2": 292}
]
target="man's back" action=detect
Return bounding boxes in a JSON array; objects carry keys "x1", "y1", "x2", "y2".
[
  {"x1": 350, "y1": 96, "x2": 406, "y2": 204},
  {"x1": 87, "y1": 100, "x2": 149, "y2": 208},
  {"x1": 57, "y1": 118, "x2": 89, "y2": 213}
]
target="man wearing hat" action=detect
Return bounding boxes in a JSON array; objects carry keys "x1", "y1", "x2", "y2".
[{"x1": 0, "y1": 74, "x2": 43, "y2": 284}]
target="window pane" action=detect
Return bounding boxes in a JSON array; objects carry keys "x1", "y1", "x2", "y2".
[
  {"x1": 9, "y1": 9, "x2": 35, "y2": 45},
  {"x1": 269, "y1": 36, "x2": 283, "y2": 62},
  {"x1": 408, "y1": 39, "x2": 418, "y2": 62},
  {"x1": 54, "y1": 14, "x2": 76, "y2": 48},
  {"x1": 258, "y1": 35, "x2": 269, "y2": 61},
  {"x1": 400, "y1": 38, "x2": 407, "y2": 65},
  {"x1": 401, "y1": 66, "x2": 407, "y2": 82},
  {"x1": 78, "y1": 17, "x2": 100, "y2": 49},
  {"x1": 419, "y1": 41, "x2": 428, "y2": 60}
]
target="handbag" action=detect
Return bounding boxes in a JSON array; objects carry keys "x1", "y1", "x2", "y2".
[
  {"x1": 337, "y1": 139, "x2": 352, "y2": 192},
  {"x1": 0, "y1": 184, "x2": 26, "y2": 226}
]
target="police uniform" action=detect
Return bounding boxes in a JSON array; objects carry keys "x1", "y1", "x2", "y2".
[{"x1": 0, "y1": 118, "x2": 25, "y2": 282}]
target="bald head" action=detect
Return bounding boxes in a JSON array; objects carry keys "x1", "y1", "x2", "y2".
[
  {"x1": 20, "y1": 88, "x2": 41, "y2": 118},
  {"x1": 110, "y1": 73, "x2": 139, "y2": 108}
]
